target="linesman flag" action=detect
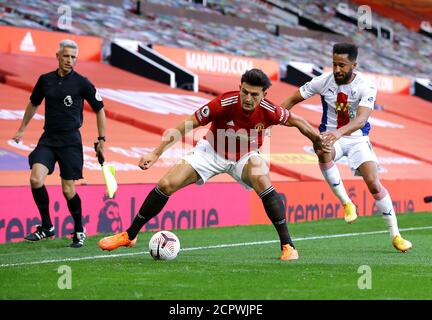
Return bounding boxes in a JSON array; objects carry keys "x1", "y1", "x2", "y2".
[{"x1": 94, "y1": 142, "x2": 117, "y2": 198}]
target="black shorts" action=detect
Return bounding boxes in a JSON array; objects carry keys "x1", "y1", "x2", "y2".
[{"x1": 28, "y1": 144, "x2": 83, "y2": 180}]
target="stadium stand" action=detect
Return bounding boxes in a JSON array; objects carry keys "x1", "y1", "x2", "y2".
[{"x1": 1, "y1": 0, "x2": 431, "y2": 79}]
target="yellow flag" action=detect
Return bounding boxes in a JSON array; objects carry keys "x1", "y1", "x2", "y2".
[{"x1": 102, "y1": 164, "x2": 117, "y2": 198}]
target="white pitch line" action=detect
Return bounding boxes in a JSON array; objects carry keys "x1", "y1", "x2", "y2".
[{"x1": 1, "y1": 226, "x2": 431, "y2": 268}]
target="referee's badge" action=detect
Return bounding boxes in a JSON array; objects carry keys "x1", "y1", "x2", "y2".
[
  {"x1": 64, "y1": 95, "x2": 73, "y2": 107},
  {"x1": 95, "y1": 90, "x2": 103, "y2": 101}
]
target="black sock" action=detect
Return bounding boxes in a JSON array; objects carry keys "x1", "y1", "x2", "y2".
[
  {"x1": 127, "y1": 185, "x2": 170, "y2": 240},
  {"x1": 67, "y1": 193, "x2": 83, "y2": 232},
  {"x1": 259, "y1": 186, "x2": 295, "y2": 249},
  {"x1": 31, "y1": 186, "x2": 52, "y2": 229}
]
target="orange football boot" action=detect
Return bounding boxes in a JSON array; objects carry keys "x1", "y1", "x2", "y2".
[
  {"x1": 279, "y1": 244, "x2": 299, "y2": 261},
  {"x1": 98, "y1": 232, "x2": 137, "y2": 251}
]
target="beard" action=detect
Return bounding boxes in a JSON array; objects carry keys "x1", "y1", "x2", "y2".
[{"x1": 334, "y1": 69, "x2": 353, "y2": 85}]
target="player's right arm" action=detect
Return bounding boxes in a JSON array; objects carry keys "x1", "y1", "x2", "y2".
[
  {"x1": 280, "y1": 89, "x2": 305, "y2": 111},
  {"x1": 139, "y1": 95, "x2": 226, "y2": 170},
  {"x1": 281, "y1": 74, "x2": 326, "y2": 110},
  {"x1": 138, "y1": 114, "x2": 201, "y2": 170},
  {"x1": 13, "y1": 76, "x2": 44, "y2": 143},
  {"x1": 12, "y1": 101, "x2": 39, "y2": 143}
]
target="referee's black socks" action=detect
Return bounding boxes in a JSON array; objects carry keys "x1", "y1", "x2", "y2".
[
  {"x1": 31, "y1": 185, "x2": 52, "y2": 229},
  {"x1": 259, "y1": 186, "x2": 295, "y2": 249},
  {"x1": 127, "y1": 185, "x2": 170, "y2": 240},
  {"x1": 66, "y1": 193, "x2": 84, "y2": 232}
]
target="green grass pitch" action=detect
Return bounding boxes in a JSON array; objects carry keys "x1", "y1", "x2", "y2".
[{"x1": 1, "y1": 212, "x2": 431, "y2": 300}]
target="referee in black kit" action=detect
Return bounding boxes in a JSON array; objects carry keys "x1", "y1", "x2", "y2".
[{"x1": 12, "y1": 39, "x2": 106, "y2": 248}]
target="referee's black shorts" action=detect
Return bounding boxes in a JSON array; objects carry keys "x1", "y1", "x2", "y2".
[{"x1": 28, "y1": 144, "x2": 84, "y2": 180}]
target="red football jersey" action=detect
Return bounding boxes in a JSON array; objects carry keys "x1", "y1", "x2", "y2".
[{"x1": 194, "y1": 91, "x2": 290, "y2": 161}]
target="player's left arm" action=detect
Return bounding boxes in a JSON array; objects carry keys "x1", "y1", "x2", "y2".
[
  {"x1": 82, "y1": 78, "x2": 106, "y2": 160},
  {"x1": 284, "y1": 112, "x2": 330, "y2": 152},
  {"x1": 284, "y1": 112, "x2": 319, "y2": 142},
  {"x1": 95, "y1": 108, "x2": 106, "y2": 161}
]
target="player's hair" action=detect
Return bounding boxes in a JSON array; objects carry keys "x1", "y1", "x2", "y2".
[
  {"x1": 58, "y1": 39, "x2": 78, "y2": 53},
  {"x1": 241, "y1": 68, "x2": 271, "y2": 91},
  {"x1": 333, "y1": 43, "x2": 358, "y2": 61}
]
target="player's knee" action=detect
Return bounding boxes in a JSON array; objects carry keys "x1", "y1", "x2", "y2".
[
  {"x1": 250, "y1": 174, "x2": 271, "y2": 191},
  {"x1": 62, "y1": 185, "x2": 75, "y2": 200},
  {"x1": 366, "y1": 180, "x2": 381, "y2": 194},
  {"x1": 29, "y1": 175, "x2": 44, "y2": 188},
  {"x1": 247, "y1": 157, "x2": 268, "y2": 176},
  {"x1": 157, "y1": 178, "x2": 175, "y2": 196}
]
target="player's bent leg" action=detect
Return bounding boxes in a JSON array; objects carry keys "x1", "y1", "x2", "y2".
[
  {"x1": 30, "y1": 163, "x2": 49, "y2": 189},
  {"x1": 157, "y1": 159, "x2": 201, "y2": 196},
  {"x1": 242, "y1": 156, "x2": 298, "y2": 260},
  {"x1": 25, "y1": 163, "x2": 56, "y2": 241},
  {"x1": 316, "y1": 144, "x2": 357, "y2": 224},
  {"x1": 99, "y1": 161, "x2": 200, "y2": 251},
  {"x1": 357, "y1": 161, "x2": 412, "y2": 252}
]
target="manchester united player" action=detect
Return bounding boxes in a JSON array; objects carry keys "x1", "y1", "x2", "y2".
[
  {"x1": 281, "y1": 43, "x2": 412, "y2": 252},
  {"x1": 99, "y1": 69, "x2": 326, "y2": 260}
]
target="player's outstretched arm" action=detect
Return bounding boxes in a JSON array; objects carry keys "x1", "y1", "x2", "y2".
[
  {"x1": 321, "y1": 106, "x2": 372, "y2": 145},
  {"x1": 12, "y1": 102, "x2": 39, "y2": 143},
  {"x1": 285, "y1": 112, "x2": 331, "y2": 153},
  {"x1": 138, "y1": 114, "x2": 201, "y2": 170},
  {"x1": 285, "y1": 112, "x2": 320, "y2": 142},
  {"x1": 280, "y1": 89, "x2": 305, "y2": 111}
]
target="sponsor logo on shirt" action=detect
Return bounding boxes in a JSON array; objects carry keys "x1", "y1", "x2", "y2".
[{"x1": 335, "y1": 92, "x2": 349, "y2": 113}]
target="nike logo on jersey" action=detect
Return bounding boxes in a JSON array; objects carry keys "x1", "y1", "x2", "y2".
[
  {"x1": 382, "y1": 210, "x2": 393, "y2": 216},
  {"x1": 332, "y1": 180, "x2": 341, "y2": 187},
  {"x1": 226, "y1": 120, "x2": 235, "y2": 126}
]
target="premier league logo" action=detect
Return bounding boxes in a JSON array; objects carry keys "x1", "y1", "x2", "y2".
[
  {"x1": 97, "y1": 195, "x2": 123, "y2": 233},
  {"x1": 63, "y1": 95, "x2": 73, "y2": 107}
]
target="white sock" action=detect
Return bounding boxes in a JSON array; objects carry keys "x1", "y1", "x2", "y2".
[
  {"x1": 374, "y1": 192, "x2": 400, "y2": 238},
  {"x1": 319, "y1": 161, "x2": 351, "y2": 205}
]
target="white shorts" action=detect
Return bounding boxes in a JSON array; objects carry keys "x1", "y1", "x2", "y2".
[
  {"x1": 333, "y1": 136, "x2": 378, "y2": 176},
  {"x1": 182, "y1": 139, "x2": 263, "y2": 190}
]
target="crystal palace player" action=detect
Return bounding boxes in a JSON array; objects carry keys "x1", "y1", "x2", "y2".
[
  {"x1": 281, "y1": 43, "x2": 412, "y2": 252},
  {"x1": 99, "y1": 69, "x2": 327, "y2": 260},
  {"x1": 12, "y1": 39, "x2": 106, "y2": 248}
]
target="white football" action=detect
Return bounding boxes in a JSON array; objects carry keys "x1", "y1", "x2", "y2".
[{"x1": 149, "y1": 230, "x2": 180, "y2": 261}]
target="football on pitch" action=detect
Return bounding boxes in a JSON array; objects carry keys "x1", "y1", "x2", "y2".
[{"x1": 149, "y1": 230, "x2": 180, "y2": 261}]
